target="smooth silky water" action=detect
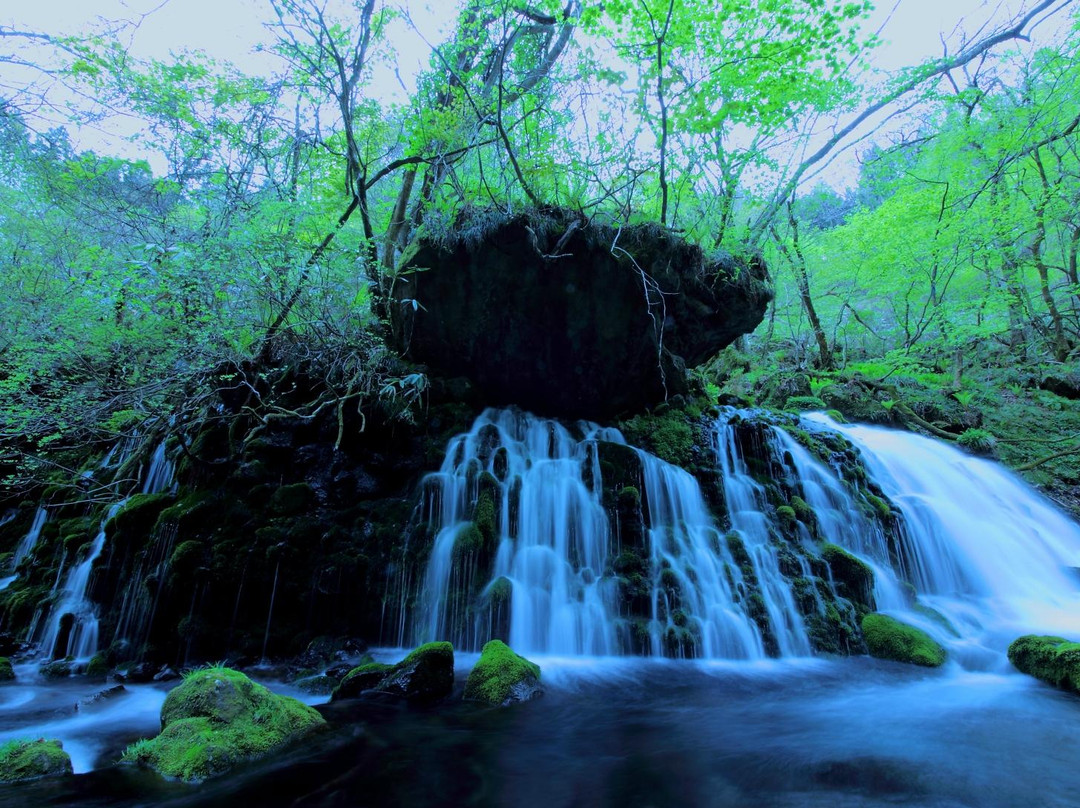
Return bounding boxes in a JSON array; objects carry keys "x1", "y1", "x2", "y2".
[{"x1": 2, "y1": 412, "x2": 1080, "y2": 806}]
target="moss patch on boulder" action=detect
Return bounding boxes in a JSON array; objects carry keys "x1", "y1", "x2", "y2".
[
  {"x1": 0, "y1": 657, "x2": 13, "y2": 682},
  {"x1": 822, "y1": 544, "x2": 876, "y2": 611},
  {"x1": 861, "y1": 613, "x2": 946, "y2": 667},
  {"x1": 331, "y1": 662, "x2": 394, "y2": 701},
  {"x1": 331, "y1": 642, "x2": 454, "y2": 704},
  {"x1": 123, "y1": 666, "x2": 324, "y2": 782},
  {"x1": 0, "y1": 739, "x2": 73, "y2": 783},
  {"x1": 1008, "y1": 635, "x2": 1080, "y2": 693},
  {"x1": 373, "y1": 641, "x2": 455, "y2": 704},
  {"x1": 463, "y1": 640, "x2": 542, "y2": 706}
]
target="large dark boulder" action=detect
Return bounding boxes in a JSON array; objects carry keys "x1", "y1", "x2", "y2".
[{"x1": 390, "y1": 210, "x2": 771, "y2": 419}]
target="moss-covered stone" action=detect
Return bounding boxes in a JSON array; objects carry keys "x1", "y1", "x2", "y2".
[
  {"x1": 861, "y1": 613, "x2": 946, "y2": 667},
  {"x1": 822, "y1": 544, "x2": 876, "y2": 611},
  {"x1": 1008, "y1": 635, "x2": 1080, "y2": 694},
  {"x1": 107, "y1": 493, "x2": 175, "y2": 536},
  {"x1": 374, "y1": 641, "x2": 455, "y2": 703},
  {"x1": 619, "y1": 412, "x2": 695, "y2": 468},
  {"x1": 0, "y1": 739, "x2": 73, "y2": 783},
  {"x1": 268, "y1": 483, "x2": 317, "y2": 516},
  {"x1": 463, "y1": 640, "x2": 542, "y2": 706},
  {"x1": 123, "y1": 666, "x2": 325, "y2": 783},
  {"x1": 0, "y1": 657, "x2": 13, "y2": 682},
  {"x1": 85, "y1": 654, "x2": 109, "y2": 679},
  {"x1": 331, "y1": 662, "x2": 394, "y2": 701},
  {"x1": 40, "y1": 659, "x2": 73, "y2": 680}
]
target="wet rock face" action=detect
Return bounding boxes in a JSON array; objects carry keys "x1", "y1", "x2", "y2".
[{"x1": 390, "y1": 210, "x2": 771, "y2": 419}]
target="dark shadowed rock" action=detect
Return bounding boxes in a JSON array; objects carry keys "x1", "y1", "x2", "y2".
[{"x1": 390, "y1": 209, "x2": 771, "y2": 419}]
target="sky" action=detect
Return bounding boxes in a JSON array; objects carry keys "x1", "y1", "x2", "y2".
[{"x1": 2, "y1": 0, "x2": 1076, "y2": 186}]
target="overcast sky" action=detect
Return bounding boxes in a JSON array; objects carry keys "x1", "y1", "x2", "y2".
[{"x1": 3, "y1": 0, "x2": 1075, "y2": 185}]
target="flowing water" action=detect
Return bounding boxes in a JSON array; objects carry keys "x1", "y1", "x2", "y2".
[
  {"x1": 0, "y1": 507, "x2": 47, "y2": 592},
  {"x1": 3, "y1": 412, "x2": 1080, "y2": 805},
  {"x1": 36, "y1": 440, "x2": 178, "y2": 662}
]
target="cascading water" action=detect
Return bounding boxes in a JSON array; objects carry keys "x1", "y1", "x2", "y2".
[
  {"x1": 37, "y1": 440, "x2": 177, "y2": 662},
  {"x1": 0, "y1": 506, "x2": 48, "y2": 591},
  {"x1": 804, "y1": 412, "x2": 1080, "y2": 655},
  {"x1": 415, "y1": 406, "x2": 1080, "y2": 667},
  {"x1": 417, "y1": 409, "x2": 620, "y2": 655},
  {"x1": 39, "y1": 502, "x2": 123, "y2": 661},
  {"x1": 416, "y1": 409, "x2": 806, "y2": 659},
  {"x1": 711, "y1": 425, "x2": 814, "y2": 656}
]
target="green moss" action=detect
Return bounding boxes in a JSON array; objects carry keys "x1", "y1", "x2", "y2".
[
  {"x1": 1008, "y1": 635, "x2": 1080, "y2": 693},
  {"x1": 776, "y1": 505, "x2": 797, "y2": 524},
  {"x1": 617, "y1": 486, "x2": 641, "y2": 508},
  {"x1": 107, "y1": 493, "x2": 175, "y2": 535},
  {"x1": 375, "y1": 641, "x2": 455, "y2": 703},
  {"x1": 268, "y1": 483, "x2": 317, "y2": 516},
  {"x1": 864, "y1": 493, "x2": 891, "y2": 519},
  {"x1": 332, "y1": 662, "x2": 394, "y2": 701},
  {"x1": 861, "y1": 613, "x2": 946, "y2": 667},
  {"x1": 784, "y1": 395, "x2": 827, "y2": 411},
  {"x1": 40, "y1": 659, "x2": 73, "y2": 680},
  {"x1": 957, "y1": 428, "x2": 997, "y2": 453},
  {"x1": 85, "y1": 654, "x2": 109, "y2": 678},
  {"x1": 790, "y1": 496, "x2": 813, "y2": 522},
  {"x1": 0, "y1": 657, "x2": 13, "y2": 682},
  {"x1": 474, "y1": 489, "x2": 497, "y2": 546},
  {"x1": 156, "y1": 491, "x2": 217, "y2": 531},
  {"x1": 822, "y1": 543, "x2": 875, "y2": 610},
  {"x1": 123, "y1": 666, "x2": 324, "y2": 782},
  {"x1": 453, "y1": 523, "x2": 485, "y2": 559},
  {"x1": 0, "y1": 739, "x2": 73, "y2": 783},
  {"x1": 463, "y1": 640, "x2": 542, "y2": 706},
  {"x1": 488, "y1": 576, "x2": 512, "y2": 605},
  {"x1": 619, "y1": 412, "x2": 695, "y2": 468}
]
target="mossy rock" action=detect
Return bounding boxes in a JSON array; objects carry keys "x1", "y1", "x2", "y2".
[
  {"x1": 0, "y1": 657, "x2": 13, "y2": 682},
  {"x1": 292, "y1": 675, "x2": 337, "y2": 696},
  {"x1": 463, "y1": 640, "x2": 542, "y2": 707},
  {"x1": 0, "y1": 739, "x2": 73, "y2": 783},
  {"x1": 1008, "y1": 635, "x2": 1080, "y2": 694},
  {"x1": 40, "y1": 659, "x2": 73, "y2": 680},
  {"x1": 619, "y1": 412, "x2": 695, "y2": 468},
  {"x1": 373, "y1": 641, "x2": 455, "y2": 704},
  {"x1": 822, "y1": 543, "x2": 876, "y2": 610},
  {"x1": 85, "y1": 654, "x2": 109, "y2": 679},
  {"x1": 123, "y1": 666, "x2": 325, "y2": 783},
  {"x1": 330, "y1": 662, "x2": 394, "y2": 701},
  {"x1": 861, "y1": 613, "x2": 945, "y2": 667},
  {"x1": 107, "y1": 493, "x2": 176, "y2": 535},
  {"x1": 268, "y1": 483, "x2": 317, "y2": 516},
  {"x1": 784, "y1": 395, "x2": 827, "y2": 411}
]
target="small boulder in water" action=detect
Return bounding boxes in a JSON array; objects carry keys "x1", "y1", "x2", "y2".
[
  {"x1": 1008, "y1": 635, "x2": 1080, "y2": 694},
  {"x1": 861, "y1": 614, "x2": 945, "y2": 667},
  {"x1": 78, "y1": 684, "x2": 127, "y2": 711},
  {"x1": 463, "y1": 640, "x2": 542, "y2": 707},
  {"x1": 123, "y1": 666, "x2": 325, "y2": 783},
  {"x1": 330, "y1": 643, "x2": 454, "y2": 704},
  {"x1": 153, "y1": 665, "x2": 179, "y2": 682},
  {"x1": 0, "y1": 739, "x2": 73, "y2": 782},
  {"x1": 0, "y1": 657, "x2": 14, "y2": 682},
  {"x1": 330, "y1": 662, "x2": 393, "y2": 701},
  {"x1": 39, "y1": 659, "x2": 73, "y2": 680}
]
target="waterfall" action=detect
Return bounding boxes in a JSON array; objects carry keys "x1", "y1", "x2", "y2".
[
  {"x1": 712, "y1": 425, "x2": 813, "y2": 656},
  {"x1": 37, "y1": 440, "x2": 177, "y2": 662},
  {"x1": 804, "y1": 413, "x2": 1080, "y2": 653},
  {"x1": 142, "y1": 441, "x2": 176, "y2": 495},
  {"x1": 0, "y1": 507, "x2": 48, "y2": 591},
  {"x1": 39, "y1": 502, "x2": 123, "y2": 661},
  {"x1": 418, "y1": 409, "x2": 619, "y2": 656},
  {"x1": 417, "y1": 409, "x2": 806, "y2": 659}
]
